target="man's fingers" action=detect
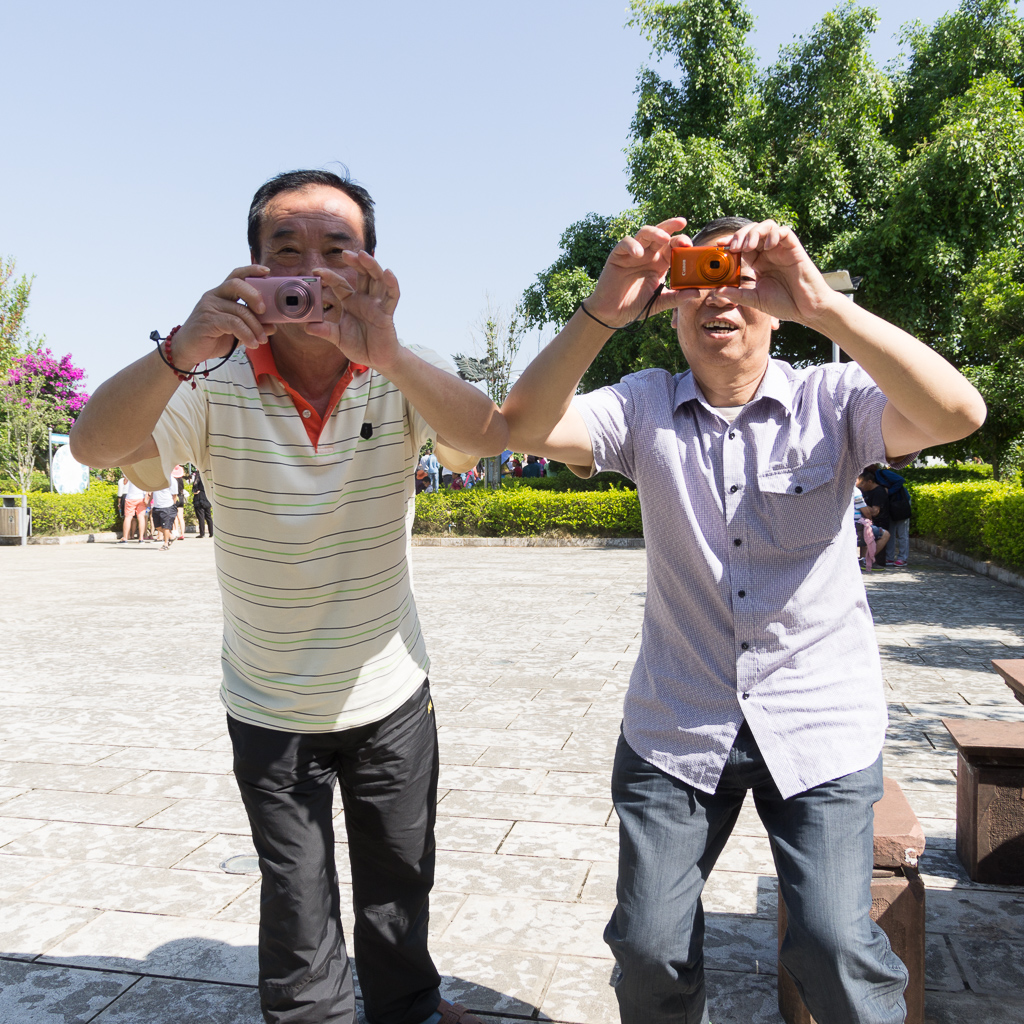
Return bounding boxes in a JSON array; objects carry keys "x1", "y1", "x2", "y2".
[
  {"x1": 217, "y1": 276, "x2": 268, "y2": 315},
  {"x1": 380, "y1": 269, "x2": 400, "y2": 316},
  {"x1": 313, "y1": 267, "x2": 356, "y2": 294},
  {"x1": 655, "y1": 217, "x2": 688, "y2": 234},
  {"x1": 206, "y1": 300, "x2": 268, "y2": 348},
  {"x1": 341, "y1": 249, "x2": 385, "y2": 282}
]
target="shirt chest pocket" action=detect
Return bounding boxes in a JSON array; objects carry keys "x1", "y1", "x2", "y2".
[{"x1": 756, "y1": 461, "x2": 842, "y2": 550}]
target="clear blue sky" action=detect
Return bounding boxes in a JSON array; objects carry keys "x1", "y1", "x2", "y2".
[{"x1": 1, "y1": 0, "x2": 955, "y2": 391}]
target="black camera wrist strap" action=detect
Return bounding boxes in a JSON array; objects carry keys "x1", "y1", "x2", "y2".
[
  {"x1": 151, "y1": 328, "x2": 239, "y2": 390},
  {"x1": 579, "y1": 283, "x2": 664, "y2": 333}
]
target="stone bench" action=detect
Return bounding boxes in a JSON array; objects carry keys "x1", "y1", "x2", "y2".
[
  {"x1": 992, "y1": 658, "x2": 1024, "y2": 706},
  {"x1": 943, "y1": 715, "x2": 1024, "y2": 885},
  {"x1": 776, "y1": 777, "x2": 926, "y2": 1024}
]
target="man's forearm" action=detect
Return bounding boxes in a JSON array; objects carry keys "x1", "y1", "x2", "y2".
[
  {"x1": 812, "y1": 297, "x2": 986, "y2": 447},
  {"x1": 385, "y1": 348, "x2": 509, "y2": 456},
  {"x1": 70, "y1": 349, "x2": 183, "y2": 468},
  {"x1": 501, "y1": 309, "x2": 613, "y2": 451}
]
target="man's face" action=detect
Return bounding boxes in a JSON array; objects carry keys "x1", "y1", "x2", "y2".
[
  {"x1": 252, "y1": 184, "x2": 367, "y2": 339},
  {"x1": 670, "y1": 232, "x2": 779, "y2": 374}
]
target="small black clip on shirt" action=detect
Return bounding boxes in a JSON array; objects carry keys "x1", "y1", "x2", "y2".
[{"x1": 360, "y1": 422, "x2": 373, "y2": 440}]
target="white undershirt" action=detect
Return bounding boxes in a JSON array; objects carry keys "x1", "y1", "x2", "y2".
[{"x1": 713, "y1": 405, "x2": 745, "y2": 424}]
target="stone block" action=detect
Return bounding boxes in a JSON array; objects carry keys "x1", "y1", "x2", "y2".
[
  {"x1": 873, "y1": 778, "x2": 926, "y2": 869},
  {"x1": 942, "y1": 718, "x2": 1024, "y2": 885},
  {"x1": 991, "y1": 658, "x2": 1024, "y2": 706}
]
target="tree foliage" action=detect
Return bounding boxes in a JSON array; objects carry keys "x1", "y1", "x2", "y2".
[
  {"x1": 454, "y1": 301, "x2": 529, "y2": 406},
  {"x1": 0, "y1": 348, "x2": 90, "y2": 492},
  {"x1": 0, "y1": 257, "x2": 35, "y2": 377},
  {"x1": 523, "y1": 0, "x2": 1024, "y2": 417}
]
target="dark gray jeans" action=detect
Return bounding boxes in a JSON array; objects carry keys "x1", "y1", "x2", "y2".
[
  {"x1": 228, "y1": 681, "x2": 441, "y2": 1024},
  {"x1": 604, "y1": 723, "x2": 908, "y2": 1024}
]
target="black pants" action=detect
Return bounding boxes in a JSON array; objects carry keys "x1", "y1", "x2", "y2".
[
  {"x1": 194, "y1": 499, "x2": 213, "y2": 537},
  {"x1": 228, "y1": 681, "x2": 441, "y2": 1024}
]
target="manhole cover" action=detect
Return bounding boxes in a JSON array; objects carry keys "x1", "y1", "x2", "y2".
[{"x1": 220, "y1": 855, "x2": 260, "y2": 874}]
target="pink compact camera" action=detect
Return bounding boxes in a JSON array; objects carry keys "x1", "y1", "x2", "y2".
[{"x1": 246, "y1": 276, "x2": 324, "y2": 324}]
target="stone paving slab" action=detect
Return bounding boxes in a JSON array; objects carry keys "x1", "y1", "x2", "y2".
[{"x1": 2, "y1": 542, "x2": 1024, "y2": 1021}]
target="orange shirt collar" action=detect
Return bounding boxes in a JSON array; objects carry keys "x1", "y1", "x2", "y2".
[{"x1": 247, "y1": 344, "x2": 368, "y2": 449}]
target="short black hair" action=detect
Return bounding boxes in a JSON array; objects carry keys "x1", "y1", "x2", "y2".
[
  {"x1": 247, "y1": 168, "x2": 376, "y2": 258},
  {"x1": 691, "y1": 217, "x2": 755, "y2": 245}
]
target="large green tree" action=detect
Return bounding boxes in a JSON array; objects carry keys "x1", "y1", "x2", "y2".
[
  {"x1": 524, "y1": 0, "x2": 1024, "y2": 413},
  {"x1": 939, "y1": 247, "x2": 1024, "y2": 478}
]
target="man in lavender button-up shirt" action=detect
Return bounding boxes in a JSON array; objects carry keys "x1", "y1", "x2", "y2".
[{"x1": 503, "y1": 216, "x2": 985, "y2": 1024}]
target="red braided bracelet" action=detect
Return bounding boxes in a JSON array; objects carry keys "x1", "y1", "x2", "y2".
[
  {"x1": 163, "y1": 326, "x2": 193, "y2": 388},
  {"x1": 150, "y1": 328, "x2": 239, "y2": 390}
]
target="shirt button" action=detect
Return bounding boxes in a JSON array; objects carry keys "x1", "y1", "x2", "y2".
[
  {"x1": 738, "y1": 590, "x2": 746, "y2": 598},
  {"x1": 728, "y1": 432, "x2": 736, "y2": 439},
  {"x1": 742, "y1": 692, "x2": 750, "y2": 700},
  {"x1": 730, "y1": 484, "x2": 739, "y2": 493},
  {"x1": 302, "y1": 410, "x2": 311, "y2": 419},
  {"x1": 741, "y1": 641, "x2": 750, "y2": 650},
  {"x1": 734, "y1": 538, "x2": 742, "y2": 546},
  {"x1": 794, "y1": 485, "x2": 803, "y2": 494}
]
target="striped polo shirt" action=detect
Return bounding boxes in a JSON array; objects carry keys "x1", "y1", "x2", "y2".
[{"x1": 127, "y1": 342, "x2": 454, "y2": 733}]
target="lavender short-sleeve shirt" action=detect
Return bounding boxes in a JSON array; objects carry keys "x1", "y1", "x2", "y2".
[{"x1": 574, "y1": 359, "x2": 910, "y2": 799}]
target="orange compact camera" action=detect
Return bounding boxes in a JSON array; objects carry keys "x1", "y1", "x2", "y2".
[{"x1": 669, "y1": 246, "x2": 742, "y2": 289}]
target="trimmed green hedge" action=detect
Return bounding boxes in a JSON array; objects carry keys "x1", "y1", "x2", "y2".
[
  {"x1": 414, "y1": 486, "x2": 642, "y2": 537},
  {"x1": 506, "y1": 470, "x2": 636, "y2": 492},
  {"x1": 901, "y1": 463, "x2": 993, "y2": 484},
  {"x1": 909, "y1": 479, "x2": 1024, "y2": 572},
  {"x1": 19, "y1": 483, "x2": 120, "y2": 535},
  {"x1": 1, "y1": 482, "x2": 200, "y2": 535}
]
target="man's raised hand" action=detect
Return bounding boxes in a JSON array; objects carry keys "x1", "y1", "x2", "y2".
[
  {"x1": 171, "y1": 266, "x2": 274, "y2": 369},
  {"x1": 586, "y1": 218, "x2": 691, "y2": 328},
  {"x1": 308, "y1": 252, "x2": 401, "y2": 370},
  {"x1": 714, "y1": 221, "x2": 838, "y2": 328}
]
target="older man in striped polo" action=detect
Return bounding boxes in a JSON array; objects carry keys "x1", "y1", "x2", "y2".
[{"x1": 71, "y1": 169, "x2": 507, "y2": 1024}]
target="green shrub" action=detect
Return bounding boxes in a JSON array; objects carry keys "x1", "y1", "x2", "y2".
[
  {"x1": 22, "y1": 483, "x2": 120, "y2": 534},
  {"x1": 901, "y1": 462, "x2": 993, "y2": 484},
  {"x1": 908, "y1": 479, "x2": 1024, "y2": 572},
  {"x1": 505, "y1": 469, "x2": 635, "y2": 492},
  {"x1": 414, "y1": 487, "x2": 642, "y2": 537}
]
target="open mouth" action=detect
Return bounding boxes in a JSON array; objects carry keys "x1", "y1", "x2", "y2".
[{"x1": 702, "y1": 319, "x2": 737, "y2": 337}]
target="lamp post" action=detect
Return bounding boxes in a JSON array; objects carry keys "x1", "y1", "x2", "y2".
[{"x1": 821, "y1": 270, "x2": 862, "y2": 363}]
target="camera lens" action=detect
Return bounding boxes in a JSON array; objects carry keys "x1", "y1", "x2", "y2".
[
  {"x1": 275, "y1": 281, "x2": 313, "y2": 319},
  {"x1": 699, "y1": 250, "x2": 731, "y2": 283}
]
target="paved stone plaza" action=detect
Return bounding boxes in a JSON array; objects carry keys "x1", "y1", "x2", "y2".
[{"x1": 1, "y1": 540, "x2": 1023, "y2": 1023}]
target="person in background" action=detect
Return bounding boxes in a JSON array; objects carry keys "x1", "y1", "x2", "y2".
[
  {"x1": 854, "y1": 489, "x2": 890, "y2": 572},
  {"x1": 172, "y1": 464, "x2": 187, "y2": 540},
  {"x1": 415, "y1": 458, "x2": 431, "y2": 494},
  {"x1": 190, "y1": 466, "x2": 213, "y2": 538},
  {"x1": 423, "y1": 449, "x2": 440, "y2": 493},
  {"x1": 117, "y1": 473, "x2": 129, "y2": 522},
  {"x1": 119, "y1": 477, "x2": 149, "y2": 543},
  {"x1": 521, "y1": 454, "x2": 543, "y2": 478},
  {"x1": 857, "y1": 468, "x2": 891, "y2": 570},
  {"x1": 874, "y1": 465, "x2": 912, "y2": 566},
  {"x1": 150, "y1": 475, "x2": 178, "y2": 550}
]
